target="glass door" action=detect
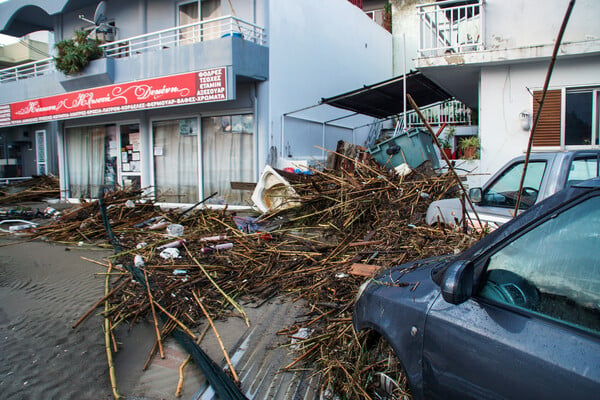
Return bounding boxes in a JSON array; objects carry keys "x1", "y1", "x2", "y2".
[{"x1": 119, "y1": 123, "x2": 141, "y2": 189}]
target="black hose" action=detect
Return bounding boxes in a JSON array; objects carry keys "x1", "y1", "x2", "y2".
[{"x1": 97, "y1": 187, "x2": 247, "y2": 400}]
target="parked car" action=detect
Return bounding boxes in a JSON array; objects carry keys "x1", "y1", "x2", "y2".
[
  {"x1": 354, "y1": 178, "x2": 600, "y2": 399},
  {"x1": 426, "y1": 151, "x2": 600, "y2": 229}
]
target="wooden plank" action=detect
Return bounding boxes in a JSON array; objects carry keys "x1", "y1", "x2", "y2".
[
  {"x1": 230, "y1": 181, "x2": 256, "y2": 191},
  {"x1": 350, "y1": 263, "x2": 383, "y2": 277}
]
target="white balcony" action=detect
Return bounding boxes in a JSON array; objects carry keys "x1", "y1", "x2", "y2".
[
  {"x1": 418, "y1": 0, "x2": 485, "y2": 58},
  {"x1": 0, "y1": 15, "x2": 266, "y2": 84}
]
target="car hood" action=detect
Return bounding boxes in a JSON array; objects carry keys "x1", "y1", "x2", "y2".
[
  {"x1": 353, "y1": 255, "x2": 454, "y2": 396},
  {"x1": 354, "y1": 255, "x2": 453, "y2": 332}
]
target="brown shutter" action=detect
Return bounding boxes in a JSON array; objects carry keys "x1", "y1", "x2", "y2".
[{"x1": 532, "y1": 89, "x2": 561, "y2": 147}]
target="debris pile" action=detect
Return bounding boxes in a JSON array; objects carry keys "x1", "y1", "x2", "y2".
[
  {"x1": 26, "y1": 155, "x2": 478, "y2": 399},
  {"x1": 0, "y1": 175, "x2": 60, "y2": 204}
]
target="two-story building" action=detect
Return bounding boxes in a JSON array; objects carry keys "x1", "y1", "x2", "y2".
[
  {"x1": 397, "y1": 0, "x2": 600, "y2": 185},
  {"x1": 0, "y1": 0, "x2": 392, "y2": 206}
]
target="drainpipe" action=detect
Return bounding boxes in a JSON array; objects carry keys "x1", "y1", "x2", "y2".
[{"x1": 403, "y1": 33, "x2": 407, "y2": 132}]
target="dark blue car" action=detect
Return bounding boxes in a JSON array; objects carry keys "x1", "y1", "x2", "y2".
[{"x1": 353, "y1": 178, "x2": 600, "y2": 399}]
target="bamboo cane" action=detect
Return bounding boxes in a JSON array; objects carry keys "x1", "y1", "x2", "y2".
[
  {"x1": 144, "y1": 268, "x2": 164, "y2": 359},
  {"x1": 104, "y1": 263, "x2": 121, "y2": 399},
  {"x1": 192, "y1": 290, "x2": 239, "y2": 383}
]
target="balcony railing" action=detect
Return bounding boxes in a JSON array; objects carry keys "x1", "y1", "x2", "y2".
[
  {"x1": 0, "y1": 58, "x2": 54, "y2": 83},
  {"x1": 103, "y1": 15, "x2": 266, "y2": 58},
  {"x1": 0, "y1": 15, "x2": 266, "y2": 84},
  {"x1": 405, "y1": 99, "x2": 472, "y2": 127},
  {"x1": 418, "y1": 0, "x2": 485, "y2": 57}
]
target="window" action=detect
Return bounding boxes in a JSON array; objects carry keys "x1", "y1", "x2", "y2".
[
  {"x1": 566, "y1": 89, "x2": 595, "y2": 145},
  {"x1": 202, "y1": 114, "x2": 254, "y2": 206},
  {"x1": 479, "y1": 195, "x2": 600, "y2": 333},
  {"x1": 178, "y1": 0, "x2": 221, "y2": 44},
  {"x1": 566, "y1": 156, "x2": 600, "y2": 186},
  {"x1": 480, "y1": 161, "x2": 546, "y2": 209},
  {"x1": 533, "y1": 88, "x2": 600, "y2": 148},
  {"x1": 35, "y1": 130, "x2": 47, "y2": 175},
  {"x1": 65, "y1": 125, "x2": 116, "y2": 198},
  {"x1": 153, "y1": 118, "x2": 199, "y2": 203}
]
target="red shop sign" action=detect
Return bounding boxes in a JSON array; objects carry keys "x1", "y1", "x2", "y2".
[{"x1": 1, "y1": 67, "x2": 227, "y2": 126}]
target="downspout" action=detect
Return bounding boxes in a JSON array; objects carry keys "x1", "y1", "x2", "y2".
[
  {"x1": 403, "y1": 33, "x2": 407, "y2": 132},
  {"x1": 253, "y1": 83, "x2": 259, "y2": 179}
]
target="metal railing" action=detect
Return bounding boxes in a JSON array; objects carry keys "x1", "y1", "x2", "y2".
[
  {"x1": 102, "y1": 15, "x2": 266, "y2": 58},
  {"x1": 0, "y1": 58, "x2": 54, "y2": 83},
  {"x1": 0, "y1": 15, "x2": 266, "y2": 84},
  {"x1": 418, "y1": 0, "x2": 485, "y2": 57},
  {"x1": 405, "y1": 99, "x2": 472, "y2": 127}
]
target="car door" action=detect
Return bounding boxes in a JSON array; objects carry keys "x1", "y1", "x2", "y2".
[
  {"x1": 422, "y1": 193, "x2": 600, "y2": 399},
  {"x1": 470, "y1": 159, "x2": 548, "y2": 227}
]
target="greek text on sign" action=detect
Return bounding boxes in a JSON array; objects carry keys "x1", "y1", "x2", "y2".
[{"x1": 5, "y1": 68, "x2": 228, "y2": 126}]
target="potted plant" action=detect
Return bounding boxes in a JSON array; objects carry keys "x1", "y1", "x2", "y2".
[
  {"x1": 439, "y1": 126, "x2": 455, "y2": 159},
  {"x1": 458, "y1": 136, "x2": 480, "y2": 160},
  {"x1": 54, "y1": 30, "x2": 104, "y2": 75}
]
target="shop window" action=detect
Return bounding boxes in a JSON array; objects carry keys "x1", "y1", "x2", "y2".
[
  {"x1": 65, "y1": 125, "x2": 116, "y2": 198},
  {"x1": 153, "y1": 118, "x2": 199, "y2": 204},
  {"x1": 202, "y1": 114, "x2": 254, "y2": 205}
]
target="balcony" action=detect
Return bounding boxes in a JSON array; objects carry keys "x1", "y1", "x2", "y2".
[
  {"x1": 417, "y1": 0, "x2": 484, "y2": 58},
  {"x1": 0, "y1": 15, "x2": 267, "y2": 85}
]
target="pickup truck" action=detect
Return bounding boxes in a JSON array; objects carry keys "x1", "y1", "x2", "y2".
[{"x1": 426, "y1": 150, "x2": 600, "y2": 229}]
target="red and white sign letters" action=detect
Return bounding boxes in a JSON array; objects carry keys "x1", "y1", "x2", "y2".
[{"x1": 0, "y1": 67, "x2": 227, "y2": 127}]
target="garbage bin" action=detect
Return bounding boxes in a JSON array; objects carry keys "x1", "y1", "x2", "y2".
[{"x1": 367, "y1": 128, "x2": 440, "y2": 170}]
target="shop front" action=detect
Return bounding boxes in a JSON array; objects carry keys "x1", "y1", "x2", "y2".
[{"x1": 3, "y1": 67, "x2": 257, "y2": 207}]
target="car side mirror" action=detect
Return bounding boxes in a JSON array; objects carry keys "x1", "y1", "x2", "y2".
[
  {"x1": 469, "y1": 188, "x2": 482, "y2": 204},
  {"x1": 441, "y1": 260, "x2": 474, "y2": 305}
]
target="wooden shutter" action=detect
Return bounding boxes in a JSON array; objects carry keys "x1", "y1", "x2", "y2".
[{"x1": 532, "y1": 89, "x2": 561, "y2": 147}]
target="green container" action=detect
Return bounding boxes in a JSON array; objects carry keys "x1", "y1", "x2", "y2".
[{"x1": 367, "y1": 128, "x2": 440, "y2": 170}]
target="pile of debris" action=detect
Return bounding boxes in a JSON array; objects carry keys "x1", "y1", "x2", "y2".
[
  {"x1": 0, "y1": 175, "x2": 60, "y2": 204},
  {"x1": 23, "y1": 155, "x2": 477, "y2": 399}
]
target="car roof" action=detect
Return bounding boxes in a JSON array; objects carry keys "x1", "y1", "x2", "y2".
[{"x1": 574, "y1": 177, "x2": 600, "y2": 188}]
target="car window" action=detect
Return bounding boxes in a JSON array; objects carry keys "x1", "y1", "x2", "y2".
[
  {"x1": 478, "y1": 195, "x2": 600, "y2": 334},
  {"x1": 567, "y1": 157, "x2": 600, "y2": 186},
  {"x1": 480, "y1": 161, "x2": 546, "y2": 210}
]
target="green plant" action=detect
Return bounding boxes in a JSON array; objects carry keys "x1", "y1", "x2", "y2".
[
  {"x1": 440, "y1": 126, "x2": 456, "y2": 149},
  {"x1": 383, "y1": 1, "x2": 392, "y2": 33},
  {"x1": 54, "y1": 30, "x2": 104, "y2": 75},
  {"x1": 458, "y1": 136, "x2": 479, "y2": 149},
  {"x1": 458, "y1": 136, "x2": 480, "y2": 160}
]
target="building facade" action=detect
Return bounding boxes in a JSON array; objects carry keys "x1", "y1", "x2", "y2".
[
  {"x1": 395, "y1": 0, "x2": 600, "y2": 185},
  {"x1": 0, "y1": 0, "x2": 392, "y2": 205}
]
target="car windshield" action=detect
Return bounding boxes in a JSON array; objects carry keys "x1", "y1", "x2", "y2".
[{"x1": 480, "y1": 161, "x2": 546, "y2": 209}]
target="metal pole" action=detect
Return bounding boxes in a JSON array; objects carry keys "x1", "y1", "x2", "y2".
[
  {"x1": 407, "y1": 94, "x2": 483, "y2": 229},
  {"x1": 514, "y1": 0, "x2": 576, "y2": 213},
  {"x1": 403, "y1": 33, "x2": 407, "y2": 132}
]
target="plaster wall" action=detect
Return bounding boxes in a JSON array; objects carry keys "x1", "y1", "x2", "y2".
[
  {"x1": 483, "y1": 0, "x2": 600, "y2": 51},
  {"x1": 479, "y1": 55, "x2": 600, "y2": 185},
  {"x1": 391, "y1": 0, "x2": 420, "y2": 75},
  {"x1": 268, "y1": 0, "x2": 392, "y2": 165}
]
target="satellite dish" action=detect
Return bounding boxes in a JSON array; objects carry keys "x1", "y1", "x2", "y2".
[{"x1": 93, "y1": 1, "x2": 107, "y2": 26}]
